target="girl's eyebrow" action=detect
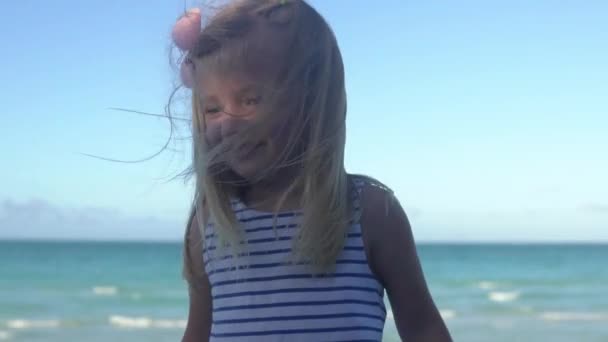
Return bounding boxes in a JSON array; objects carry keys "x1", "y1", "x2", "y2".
[
  {"x1": 201, "y1": 94, "x2": 218, "y2": 105},
  {"x1": 199, "y1": 84, "x2": 260, "y2": 104},
  {"x1": 235, "y1": 84, "x2": 261, "y2": 97}
]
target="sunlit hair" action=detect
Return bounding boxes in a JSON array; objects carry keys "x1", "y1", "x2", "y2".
[{"x1": 181, "y1": 0, "x2": 354, "y2": 276}]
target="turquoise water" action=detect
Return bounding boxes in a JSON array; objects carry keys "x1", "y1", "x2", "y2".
[{"x1": 1, "y1": 241, "x2": 607, "y2": 341}]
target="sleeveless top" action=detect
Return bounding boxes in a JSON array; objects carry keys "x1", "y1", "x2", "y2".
[{"x1": 202, "y1": 176, "x2": 387, "y2": 341}]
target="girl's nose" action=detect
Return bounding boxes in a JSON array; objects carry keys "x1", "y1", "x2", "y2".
[{"x1": 220, "y1": 113, "x2": 247, "y2": 139}]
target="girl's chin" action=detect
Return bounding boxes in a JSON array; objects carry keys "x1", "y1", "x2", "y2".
[
  {"x1": 228, "y1": 158, "x2": 267, "y2": 182},
  {"x1": 227, "y1": 145, "x2": 271, "y2": 179}
]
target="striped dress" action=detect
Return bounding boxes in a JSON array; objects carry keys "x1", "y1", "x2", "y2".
[{"x1": 202, "y1": 177, "x2": 387, "y2": 341}]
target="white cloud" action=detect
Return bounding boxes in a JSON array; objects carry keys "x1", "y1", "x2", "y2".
[{"x1": 0, "y1": 198, "x2": 183, "y2": 241}]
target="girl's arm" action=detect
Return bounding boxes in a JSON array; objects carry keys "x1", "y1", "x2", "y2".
[
  {"x1": 182, "y1": 211, "x2": 212, "y2": 342},
  {"x1": 361, "y1": 184, "x2": 452, "y2": 342}
]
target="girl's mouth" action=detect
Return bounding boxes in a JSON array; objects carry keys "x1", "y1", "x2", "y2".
[{"x1": 236, "y1": 142, "x2": 266, "y2": 158}]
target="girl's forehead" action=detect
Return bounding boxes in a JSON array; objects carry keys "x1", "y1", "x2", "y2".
[
  {"x1": 198, "y1": 70, "x2": 250, "y2": 87},
  {"x1": 196, "y1": 70, "x2": 261, "y2": 99},
  {"x1": 195, "y1": 52, "x2": 280, "y2": 84},
  {"x1": 193, "y1": 26, "x2": 288, "y2": 87}
]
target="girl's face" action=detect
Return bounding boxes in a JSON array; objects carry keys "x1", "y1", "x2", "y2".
[{"x1": 197, "y1": 70, "x2": 287, "y2": 181}]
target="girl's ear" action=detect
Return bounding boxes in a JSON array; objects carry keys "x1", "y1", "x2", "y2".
[{"x1": 181, "y1": 58, "x2": 195, "y2": 89}]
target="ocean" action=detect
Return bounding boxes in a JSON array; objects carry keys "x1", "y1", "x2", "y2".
[{"x1": 0, "y1": 241, "x2": 606, "y2": 342}]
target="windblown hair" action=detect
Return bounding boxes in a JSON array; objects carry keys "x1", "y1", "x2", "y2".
[{"x1": 182, "y1": 0, "x2": 353, "y2": 280}]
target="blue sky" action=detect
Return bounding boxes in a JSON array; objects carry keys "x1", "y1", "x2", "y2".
[{"x1": 1, "y1": 0, "x2": 606, "y2": 242}]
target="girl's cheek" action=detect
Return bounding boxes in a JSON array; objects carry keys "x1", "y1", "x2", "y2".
[
  {"x1": 270, "y1": 118, "x2": 290, "y2": 144},
  {"x1": 204, "y1": 121, "x2": 222, "y2": 146}
]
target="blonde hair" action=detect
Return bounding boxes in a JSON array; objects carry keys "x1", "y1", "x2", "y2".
[{"x1": 181, "y1": 0, "x2": 353, "y2": 273}]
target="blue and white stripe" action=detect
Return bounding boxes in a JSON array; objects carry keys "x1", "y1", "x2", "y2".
[{"x1": 203, "y1": 177, "x2": 386, "y2": 341}]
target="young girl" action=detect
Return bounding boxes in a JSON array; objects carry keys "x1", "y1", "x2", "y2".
[{"x1": 174, "y1": 1, "x2": 451, "y2": 341}]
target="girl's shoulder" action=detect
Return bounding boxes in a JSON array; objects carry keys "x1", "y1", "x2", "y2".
[
  {"x1": 349, "y1": 175, "x2": 451, "y2": 340},
  {"x1": 348, "y1": 173, "x2": 395, "y2": 199},
  {"x1": 348, "y1": 174, "x2": 399, "y2": 223},
  {"x1": 349, "y1": 173, "x2": 410, "y2": 271}
]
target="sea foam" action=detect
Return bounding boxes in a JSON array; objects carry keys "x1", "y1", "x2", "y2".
[
  {"x1": 6, "y1": 319, "x2": 60, "y2": 330},
  {"x1": 488, "y1": 291, "x2": 520, "y2": 303},
  {"x1": 540, "y1": 311, "x2": 608, "y2": 322},
  {"x1": 477, "y1": 281, "x2": 498, "y2": 290},
  {"x1": 93, "y1": 286, "x2": 118, "y2": 296},
  {"x1": 439, "y1": 309, "x2": 456, "y2": 320},
  {"x1": 109, "y1": 315, "x2": 186, "y2": 329},
  {"x1": 0, "y1": 330, "x2": 11, "y2": 340}
]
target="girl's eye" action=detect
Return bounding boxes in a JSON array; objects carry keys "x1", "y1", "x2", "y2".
[
  {"x1": 205, "y1": 107, "x2": 221, "y2": 115},
  {"x1": 243, "y1": 96, "x2": 262, "y2": 106}
]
